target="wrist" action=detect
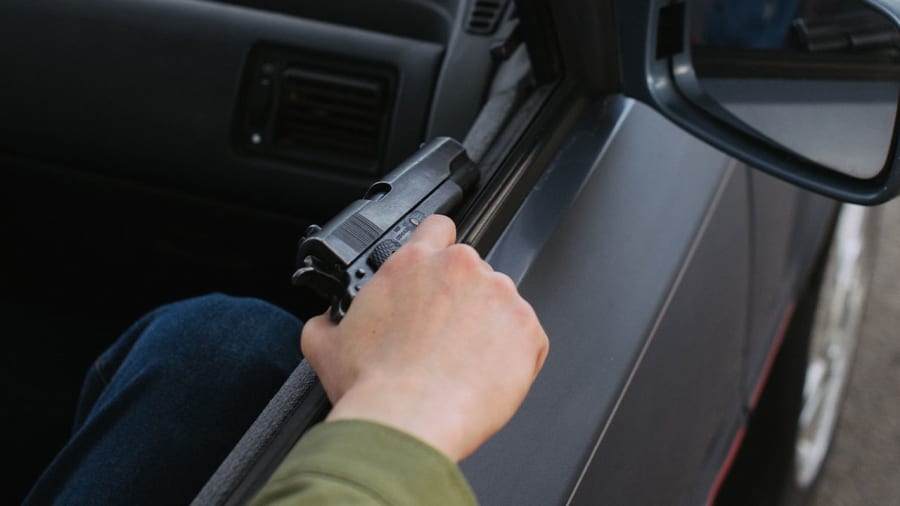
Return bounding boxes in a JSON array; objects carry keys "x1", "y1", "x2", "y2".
[{"x1": 326, "y1": 376, "x2": 470, "y2": 462}]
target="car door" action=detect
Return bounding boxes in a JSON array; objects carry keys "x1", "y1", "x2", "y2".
[{"x1": 465, "y1": 98, "x2": 753, "y2": 505}]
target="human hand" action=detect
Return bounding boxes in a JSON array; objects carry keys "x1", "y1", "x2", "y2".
[{"x1": 300, "y1": 215, "x2": 549, "y2": 462}]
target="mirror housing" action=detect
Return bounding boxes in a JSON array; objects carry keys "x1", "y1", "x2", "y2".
[{"x1": 615, "y1": 0, "x2": 900, "y2": 205}]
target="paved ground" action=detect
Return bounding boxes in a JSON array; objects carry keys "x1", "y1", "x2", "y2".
[{"x1": 810, "y1": 199, "x2": 900, "y2": 505}]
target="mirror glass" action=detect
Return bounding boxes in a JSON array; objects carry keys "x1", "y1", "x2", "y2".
[{"x1": 689, "y1": 0, "x2": 900, "y2": 179}]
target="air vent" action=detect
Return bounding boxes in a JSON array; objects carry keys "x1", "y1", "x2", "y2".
[
  {"x1": 466, "y1": 0, "x2": 510, "y2": 35},
  {"x1": 273, "y1": 67, "x2": 392, "y2": 174}
]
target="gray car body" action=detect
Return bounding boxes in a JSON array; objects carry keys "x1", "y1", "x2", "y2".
[{"x1": 467, "y1": 97, "x2": 835, "y2": 505}]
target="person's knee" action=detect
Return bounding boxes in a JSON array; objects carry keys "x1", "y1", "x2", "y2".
[{"x1": 137, "y1": 293, "x2": 303, "y2": 380}]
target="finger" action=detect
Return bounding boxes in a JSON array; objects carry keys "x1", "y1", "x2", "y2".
[
  {"x1": 405, "y1": 214, "x2": 456, "y2": 250},
  {"x1": 300, "y1": 311, "x2": 337, "y2": 359}
]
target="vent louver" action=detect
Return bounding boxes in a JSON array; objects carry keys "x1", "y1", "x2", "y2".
[
  {"x1": 274, "y1": 66, "x2": 392, "y2": 174},
  {"x1": 466, "y1": 0, "x2": 510, "y2": 35}
]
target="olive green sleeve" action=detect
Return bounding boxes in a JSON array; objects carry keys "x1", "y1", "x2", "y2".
[{"x1": 249, "y1": 419, "x2": 478, "y2": 506}]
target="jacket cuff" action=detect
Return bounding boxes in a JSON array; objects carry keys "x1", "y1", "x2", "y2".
[{"x1": 270, "y1": 419, "x2": 477, "y2": 506}]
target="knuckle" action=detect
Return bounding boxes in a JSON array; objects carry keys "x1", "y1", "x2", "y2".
[
  {"x1": 402, "y1": 241, "x2": 431, "y2": 260},
  {"x1": 488, "y1": 271, "x2": 519, "y2": 296},
  {"x1": 385, "y1": 241, "x2": 429, "y2": 270},
  {"x1": 491, "y1": 280, "x2": 543, "y2": 337},
  {"x1": 513, "y1": 300, "x2": 539, "y2": 330},
  {"x1": 444, "y1": 244, "x2": 482, "y2": 271}
]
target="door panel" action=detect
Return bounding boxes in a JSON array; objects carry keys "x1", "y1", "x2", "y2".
[
  {"x1": 742, "y1": 172, "x2": 837, "y2": 403},
  {"x1": 464, "y1": 99, "x2": 744, "y2": 505},
  {"x1": 569, "y1": 165, "x2": 748, "y2": 505}
]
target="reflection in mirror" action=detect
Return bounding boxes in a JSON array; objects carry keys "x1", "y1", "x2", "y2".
[{"x1": 689, "y1": 0, "x2": 900, "y2": 179}]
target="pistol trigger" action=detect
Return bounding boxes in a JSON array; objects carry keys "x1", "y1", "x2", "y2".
[{"x1": 330, "y1": 294, "x2": 351, "y2": 323}]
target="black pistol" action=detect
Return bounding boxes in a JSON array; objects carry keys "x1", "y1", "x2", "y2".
[{"x1": 292, "y1": 137, "x2": 478, "y2": 322}]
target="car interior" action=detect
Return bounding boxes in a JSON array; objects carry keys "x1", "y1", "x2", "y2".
[{"x1": 1, "y1": 0, "x2": 540, "y2": 502}]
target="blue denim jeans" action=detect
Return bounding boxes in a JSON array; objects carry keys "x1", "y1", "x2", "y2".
[{"x1": 23, "y1": 294, "x2": 303, "y2": 506}]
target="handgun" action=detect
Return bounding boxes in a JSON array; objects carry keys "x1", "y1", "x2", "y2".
[{"x1": 292, "y1": 137, "x2": 479, "y2": 322}]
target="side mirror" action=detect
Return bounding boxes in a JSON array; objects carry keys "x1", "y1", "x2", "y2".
[{"x1": 616, "y1": 0, "x2": 900, "y2": 204}]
